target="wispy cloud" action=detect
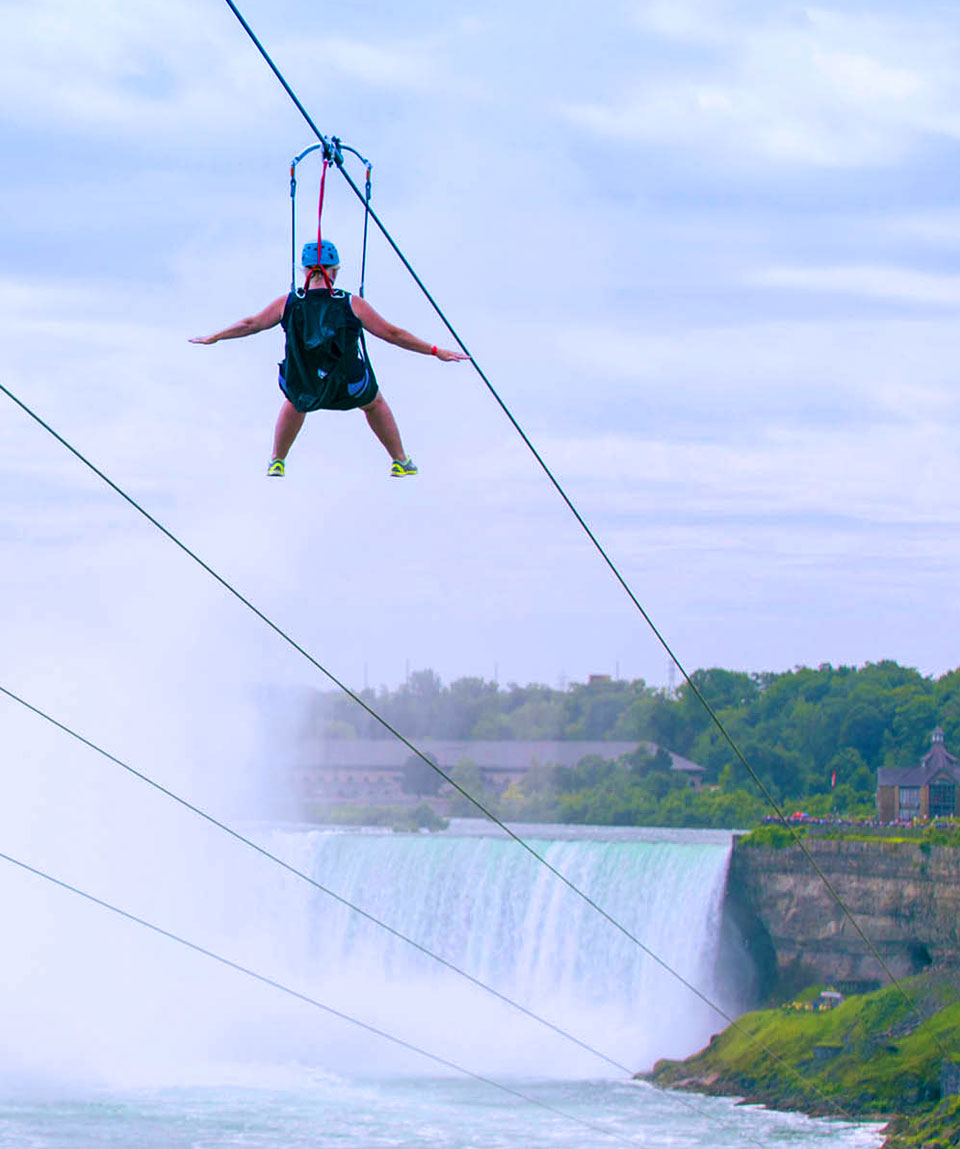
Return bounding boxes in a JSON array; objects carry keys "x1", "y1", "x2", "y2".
[
  {"x1": 753, "y1": 265, "x2": 960, "y2": 307},
  {"x1": 0, "y1": 0, "x2": 283, "y2": 141},
  {"x1": 296, "y1": 36, "x2": 440, "y2": 91},
  {"x1": 564, "y1": 4, "x2": 960, "y2": 166},
  {"x1": 3, "y1": 0, "x2": 960, "y2": 688}
]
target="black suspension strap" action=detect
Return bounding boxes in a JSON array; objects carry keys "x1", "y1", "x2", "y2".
[
  {"x1": 360, "y1": 160, "x2": 372, "y2": 299},
  {"x1": 331, "y1": 136, "x2": 373, "y2": 298}
]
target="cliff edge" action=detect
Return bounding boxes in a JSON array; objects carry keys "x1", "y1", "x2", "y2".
[{"x1": 726, "y1": 836, "x2": 960, "y2": 997}]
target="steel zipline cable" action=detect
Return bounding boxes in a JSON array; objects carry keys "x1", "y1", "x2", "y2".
[
  {"x1": 0, "y1": 378, "x2": 862, "y2": 1125},
  {"x1": 0, "y1": 381, "x2": 722, "y2": 1001},
  {"x1": 0, "y1": 378, "x2": 753, "y2": 1023},
  {"x1": 0, "y1": 0, "x2": 944, "y2": 1103},
  {"x1": 0, "y1": 848, "x2": 667, "y2": 1149},
  {"x1": 216, "y1": 0, "x2": 953, "y2": 1058},
  {"x1": 0, "y1": 375, "x2": 884, "y2": 1131},
  {"x1": 0, "y1": 0, "x2": 942, "y2": 1116},
  {"x1": 0, "y1": 680, "x2": 860, "y2": 1128},
  {"x1": 0, "y1": 683, "x2": 628, "y2": 1077}
]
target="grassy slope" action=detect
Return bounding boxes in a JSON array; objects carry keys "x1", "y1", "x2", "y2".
[
  {"x1": 647, "y1": 972, "x2": 960, "y2": 1144},
  {"x1": 882, "y1": 1097, "x2": 960, "y2": 1148}
]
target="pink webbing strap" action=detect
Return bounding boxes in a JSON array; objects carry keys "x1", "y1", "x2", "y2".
[
  {"x1": 305, "y1": 158, "x2": 331, "y2": 291},
  {"x1": 315, "y1": 158, "x2": 333, "y2": 290}
]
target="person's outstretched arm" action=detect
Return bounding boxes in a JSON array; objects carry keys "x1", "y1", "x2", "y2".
[
  {"x1": 190, "y1": 296, "x2": 287, "y2": 344},
  {"x1": 350, "y1": 296, "x2": 469, "y2": 362}
]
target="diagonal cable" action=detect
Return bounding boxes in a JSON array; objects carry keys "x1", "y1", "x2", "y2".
[
  {"x1": 0, "y1": 700, "x2": 788, "y2": 1147},
  {"x1": 0, "y1": 848, "x2": 659, "y2": 1148},
  {"x1": 215, "y1": 0, "x2": 953, "y2": 1057},
  {"x1": 0, "y1": 384, "x2": 862, "y2": 1124},
  {"x1": 0, "y1": 380, "x2": 752, "y2": 995},
  {"x1": 0, "y1": 682, "x2": 628, "y2": 1076},
  {"x1": 11, "y1": 0, "x2": 948, "y2": 1092}
]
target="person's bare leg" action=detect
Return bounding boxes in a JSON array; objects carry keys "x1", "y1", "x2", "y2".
[
  {"x1": 362, "y1": 393, "x2": 406, "y2": 461},
  {"x1": 272, "y1": 400, "x2": 306, "y2": 460}
]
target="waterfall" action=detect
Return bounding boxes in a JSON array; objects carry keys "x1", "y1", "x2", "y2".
[
  {"x1": 0, "y1": 803, "x2": 737, "y2": 1088},
  {"x1": 242, "y1": 823, "x2": 738, "y2": 1078}
]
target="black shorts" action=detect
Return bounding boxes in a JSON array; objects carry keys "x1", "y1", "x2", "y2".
[{"x1": 278, "y1": 363, "x2": 379, "y2": 413}]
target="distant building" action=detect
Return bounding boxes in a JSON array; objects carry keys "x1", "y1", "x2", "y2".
[
  {"x1": 294, "y1": 739, "x2": 705, "y2": 805},
  {"x1": 876, "y1": 728, "x2": 960, "y2": 821},
  {"x1": 814, "y1": 990, "x2": 844, "y2": 1011}
]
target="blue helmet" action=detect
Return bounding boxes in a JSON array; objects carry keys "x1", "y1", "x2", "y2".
[{"x1": 301, "y1": 240, "x2": 340, "y2": 267}]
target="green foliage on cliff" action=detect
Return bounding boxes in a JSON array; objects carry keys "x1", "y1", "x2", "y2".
[
  {"x1": 738, "y1": 824, "x2": 805, "y2": 848},
  {"x1": 884, "y1": 1097, "x2": 960, "y2": 1149},
  {"x1": 649, "y1": 972, "x2": 960, "y2": 1131},
  {"x1": 918, "y1": 824, "x2": 960, "y2": 848},
  {"x1": 810, "y1": 823, "x2": 960, "y2": 847}
]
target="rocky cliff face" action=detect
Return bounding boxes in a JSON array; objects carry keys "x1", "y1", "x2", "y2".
[{"x1": 726, "y1": 838, "x2": 960, "y2": 996}]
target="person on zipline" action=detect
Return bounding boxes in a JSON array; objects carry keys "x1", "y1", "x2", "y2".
[{"x1": 190, "y1": 240, "x2": 468, "y2": 477}]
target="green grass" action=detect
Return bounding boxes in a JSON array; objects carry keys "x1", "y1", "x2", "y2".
[
  {"x1": 649, "y1": 973, "x2": 960, "y2": 1119},
  {"x1": 814, "y1": 827, "x2": 960, "y2": 848},
  {"x1": 883, "y1": 1097, "x2": 960, "y2": 1148},
  {"x1": 737, "y1": 824, "x2": 805, "y2": 848},
  {"x1": 738, "y1": 822, "x2": 960, "y2": 849}
]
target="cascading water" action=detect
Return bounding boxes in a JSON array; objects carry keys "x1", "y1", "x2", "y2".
[{"x1": 250, "y1": 823, "x2": 739, "y2": 1078}]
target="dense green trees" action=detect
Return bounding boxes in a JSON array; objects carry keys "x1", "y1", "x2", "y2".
[{"x1": 301, "y1": 661, "x2": 960, "y2": 827}]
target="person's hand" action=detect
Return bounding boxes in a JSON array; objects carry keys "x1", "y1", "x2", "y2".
[
  {"x1": 189, "y1": 335, "x2": 217, "y2": 345},
  {"x1": 435, "y1": 348, "x2": 470, "y2": 362}
]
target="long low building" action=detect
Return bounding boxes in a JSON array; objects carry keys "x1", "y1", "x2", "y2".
[{"x1": 294, "y1": 739, "x2": 705, "y2": 804}]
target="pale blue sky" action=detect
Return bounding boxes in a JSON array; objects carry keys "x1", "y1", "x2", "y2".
[{"x1": 2, "y1": 0, "x2": 960, "y2": 724}]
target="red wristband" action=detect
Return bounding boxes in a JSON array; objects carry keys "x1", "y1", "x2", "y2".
[{"x1": 430, "y1": 345, "x2": 438, "y2": 356}]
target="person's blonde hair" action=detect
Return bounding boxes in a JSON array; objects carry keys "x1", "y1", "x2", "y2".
[{"x1": 304, "y1": 263, "x2": 339, "y2": 289}]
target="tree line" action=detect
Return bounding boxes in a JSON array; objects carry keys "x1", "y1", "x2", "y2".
[{"x1": 300, "y1": 662, "x2": 960, "y2": 827}]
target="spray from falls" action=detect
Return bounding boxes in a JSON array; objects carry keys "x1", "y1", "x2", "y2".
[{"x1": 0, "y1": 757, "x2": 739, "y2": 1088}]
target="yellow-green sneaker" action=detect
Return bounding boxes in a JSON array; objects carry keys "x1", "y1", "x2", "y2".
[
  {"x1": 267, "y1": 458, "x2": 285, "y2": 478},
  {"x1": 390, "y1": 457, "x2": 418, "y2": 478}
]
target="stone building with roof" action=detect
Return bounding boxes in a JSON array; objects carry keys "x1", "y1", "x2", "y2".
[
  {"x1": 294, "y1": 739, "x2": 705, "y2": 806},
  {"x1": 876, "y1": 728, "x2": 960, "y2": 821}
]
